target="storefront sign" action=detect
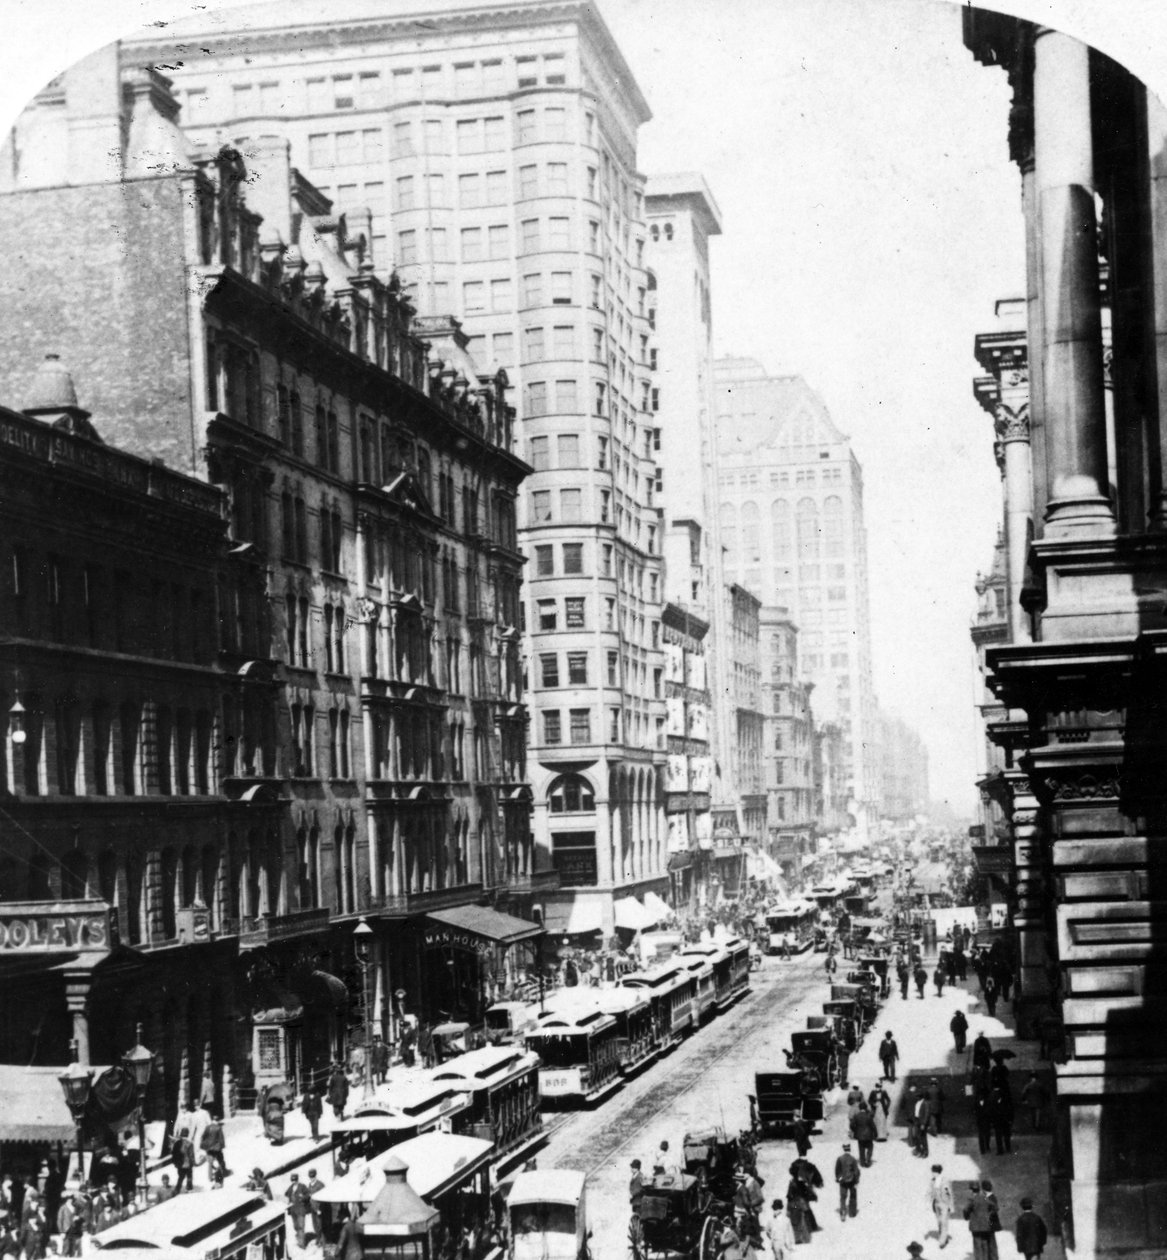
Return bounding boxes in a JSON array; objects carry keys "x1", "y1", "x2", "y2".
[
  {"x1": 0, "y1": 903, "x2": 111, "y2": 952},
  {"x1": 422, "y1": 927, "x2": 495, "y2": 957}
]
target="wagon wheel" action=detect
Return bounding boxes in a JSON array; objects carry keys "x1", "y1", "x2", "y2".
[
  {"x1": 697, "y1": 1215, "x2": 721, "y2": 1260},
  {"x1": 629, "y1": 1214, "x2": 646, "y2": 1260}
]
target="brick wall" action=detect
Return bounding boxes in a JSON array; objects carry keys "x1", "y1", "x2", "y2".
[{"x1": 0, "y1": 176, "x2": 197, "y2": 472}]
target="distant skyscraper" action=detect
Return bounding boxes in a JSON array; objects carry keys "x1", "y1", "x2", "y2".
[
  {"x1": 127, "y1": 0, "x2": 667, "y2": 935},
  {"x1": 713, "y1": 359, "x2": 877, "y2": 831}
]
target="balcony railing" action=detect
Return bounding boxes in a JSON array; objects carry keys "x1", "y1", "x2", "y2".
[
  {"x1": 223, "y1": 907, "x2": 331, "y2": 945},
  {"x1": 366, "y1": 883, "x2": 484, "y2": 917}
]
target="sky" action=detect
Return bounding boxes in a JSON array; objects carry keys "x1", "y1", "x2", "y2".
[{"x1": 2, "y1": 0, "x2": 1166, "y2": 815}]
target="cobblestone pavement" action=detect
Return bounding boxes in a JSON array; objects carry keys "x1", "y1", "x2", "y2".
[{"x1": 541, "y1": 949, "x2": 1064, "y2": 1260}]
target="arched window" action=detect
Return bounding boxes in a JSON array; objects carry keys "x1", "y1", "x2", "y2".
[
  {"x1": 548, "y1": 773, "x2": 596, "y2": 814},
  {"x1": 771, "y1": 499, "x2": 791, "y2": 557},
  {"x1": 719, "y1": 502, "x2": 737, "y2": 558},
  {"x1": 823, "y1": 495, "x2": 844, "y2": 558}
]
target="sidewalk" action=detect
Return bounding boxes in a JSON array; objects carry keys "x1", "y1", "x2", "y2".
[{"x1": 755, "y1": 950, "x2": 1062, "y2": 1260}]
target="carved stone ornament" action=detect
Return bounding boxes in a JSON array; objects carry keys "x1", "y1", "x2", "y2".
[
  {"x1": 993, "y1": 400, "x2": 1030, "y2": 443},
  {"x1": 1042, "y1": 771, "x2": 1121, "y2": 801}
]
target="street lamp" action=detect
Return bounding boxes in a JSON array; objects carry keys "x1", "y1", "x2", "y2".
[
  {"x1": 8, "y1": 698, "x2": 26, "y2": 746},
  {"x1": 58, "y1": 1040, "x2": 93, "y2": 1190},
  {"x1": 122, "y1": 1024, "x2": 153, "y2": 1203},
  {"x1": 354, "y1": 918, "x2": 374, "y2": 1099}
]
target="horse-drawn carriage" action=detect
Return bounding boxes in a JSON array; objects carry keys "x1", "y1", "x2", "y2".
[
  {"x1": 749, "y1": 1066, "x2": 825, "y2": 1139},
  {"x1": 858, "y1": 955, "x2": 890, "y2": 999},
  {"x1": 831, "y1": 982, "x2": 876, "y2": 1037},
  {"x1": 682, "y1": 1128, "x2": 744, "y2": 1197},
  {"x1": 628, "y1": 1172, "x2": 726, "y2": 1260}
]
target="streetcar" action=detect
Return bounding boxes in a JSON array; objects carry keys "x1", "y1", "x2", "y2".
[
  {"x1": 672, "y1": 949, "x2": 718, "y2": 1022},
  {"x1": 330, "y1": 1076, "x2": 472, "y2": 1171},
  {"x1": 620, "y1": 963, "x2": 696, "y2": 1047},
  {"x1": 485, "y1": 999, "x2": 544, "y2": 1045},
  {"x1": 508, "y1": 1168, "x2": 590, "y2": 1260},
  {"x1": 548, "y1": 986, "x2": 658, "y2": 1075},
  {"x1": 93, "y1": 1188, "x2": 286, "y2": 1260},
  {"x1": 717, "y1": 936, "x2": 752, "y2": 1005},
  {"x1": 430, "y1": 1044, "x2": 543, "y2": 1164},
  {"x1": 524, "y1": 1008, "x2": 621, "y2": 1106},
  {"x1": 762, "y1": 900, "x2": 818, "y2": 954}
]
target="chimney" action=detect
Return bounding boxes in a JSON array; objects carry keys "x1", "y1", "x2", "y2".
[{"x1": 122, "y1": 66, "x2": 189, "y2": 177}]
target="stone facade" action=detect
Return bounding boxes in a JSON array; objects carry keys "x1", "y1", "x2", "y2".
[{"x1": 966, "y1": 11, "x2": 1167, "y2": 1254}]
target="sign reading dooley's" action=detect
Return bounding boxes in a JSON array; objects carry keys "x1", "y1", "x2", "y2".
[{"x1": 0, "y1": 901, "x2": 111, "y2": 952}]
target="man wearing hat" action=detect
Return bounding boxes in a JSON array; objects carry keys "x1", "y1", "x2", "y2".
[
  {"x1": 906, "y1": 1245, "x2": 926, "y2": 1259},
  {"x1": 834, "y1": 1143, "x2": 860, "y2": 1220},
  {"x1": 1014, "y1": 1197, "x2": 1048, "y2": 1259},
  {"x1": 285, "y1": 1173, "x2": 311, "y2": 1249},
  {"x1": 629, "y1": 1161, "x2": 645, "y2": 1210},
  {"x1": 306, "y1": 1169, "x2": 325, "y2": 1243},
  {"x1": 927, "y1": 1164, "x2": 953, "y2": 1249}
]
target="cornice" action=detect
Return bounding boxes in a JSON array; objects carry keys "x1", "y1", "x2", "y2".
[{"x1": 125, "y1": 1, "x2": 651, "y2": 126}]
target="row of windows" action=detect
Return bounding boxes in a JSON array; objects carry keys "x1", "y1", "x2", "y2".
[
  {"x1": 721, "y1": 466, "x2": 846, "y2": 487},
  {"x1": 529, "y1": 485, "x2": 615, "y2": 526}
]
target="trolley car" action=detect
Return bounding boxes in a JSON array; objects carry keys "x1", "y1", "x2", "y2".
[
  {"x1": 524, "y1": 1009, "x2": 621, "y2": 1106},
  {"x1": 620, "y1": 964, "x2": 696, "y2": 1048},
  {"x1": 430, "y1": 1045, "x2": 543, "y2": 1164}
]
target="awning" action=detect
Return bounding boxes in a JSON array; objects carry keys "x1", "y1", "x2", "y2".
[
  {"x1": 426, "y1": 905, "x2": 543, "y2": 946},
  {"x1": 302, "y1": 969, "x2": 349, "y2": 1008},
  {"x1": 667, "y1": 850, "x2": 694, "y2": 871},
  {"x1": 613, "y1": 897, "x2": 658, "y2": 931},
  {"x1": 0, "y1": 1065, "x2": 100, "y2": 1144},
  {"x1": 562, "y1": 901, "x2": 603, "y2": 936},
  {"x1": 643, "y1": 892, "x2": 673, "y2": 921}
]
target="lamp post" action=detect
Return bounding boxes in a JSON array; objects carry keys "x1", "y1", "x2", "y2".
[
  {"x1": 58, "y1": 1040, "x2": 93, "y2": 1190},
  {"x1": 122, "y1": 1024, "x2": 154, "y2": 1204},
  {"x1": 353, "y1": 918, "x2": 374, "y2": 1099}
]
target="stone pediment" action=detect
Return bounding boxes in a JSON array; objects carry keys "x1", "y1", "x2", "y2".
[{"x1": 381, "y1": 470, "x2": 439, "y2": 520}]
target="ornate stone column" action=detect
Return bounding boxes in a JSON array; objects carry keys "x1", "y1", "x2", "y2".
[{"x1": 1033, "y1": 28, "x2": 1114, "y2": 536}]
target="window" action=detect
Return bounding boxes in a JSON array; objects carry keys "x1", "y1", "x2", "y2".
[
  {"x1": 547, "y1": 164, "x2": 568, "y2": 195},
  {"x1": 600, "y1": 490, "x2": 611, "y2": 522},
  {"x1": 594, "y1": 382, "x2": 606, "y2": 416},
  {"x1": 540, "y1": 653, "x2": 560, "y2": 687},
  {"x1": 589, "y1": 274, "x2": 602, "y2": 308},
  {"x1": 398, "y1": 230, "x2": 417, "y2": 265},
  {"x1": 336, "y1": 131, "x2": 359, "y2": 164},
  {"x1": 586, "y1": 166, "x2": 598, "y2": 198},
  {"x1": 522, "y1": 273, "x2": 542, "y2": 307},
  {"x1": 517, "y1": 109, "x2": 537, "y2": 143},
  {"x1": 562, "y1": 542, "x2": 584, "y2": 574},
  {"x1": 521, "y1": 218, "x2": 540, "y2": 251},
  {"x1": 548, "y1": 216, "x2": 571, "y2": 249},
  {"x1": 485, "y1": 170, "x2": 507, "y2": 204},
  {"x1": 567, "y1": 652, "x2": 588, "y2": 685},
  {"x1": 545, "y1": 107, "x2": 567, "y2": 139},
  {"x1": 569, "y1": 708, "x2": 591, "y2": 744},
  {"x1": 456, "y1": 118, "x2": 479, "y2": 154},
  {"x1": 549, "y1": 773, "x2": 595, "y2": 813},
  {"x1": 529, "y1": 435, "x2": 550, "y2": 470},
  {"x1": 588, "y1": 220, "x2": 600, "y2": 253},
  {"x1": 487, "y1": 224, "x2": 509, "y2": 259},
  {"x1": 543, "y1": 710, "x2": 561, "y2": 744},
  {"x1": 461, "y1": 227, "x2": 483, "y2": 261},
  {"x1": 558, "y1": 433, "x2": 581, "y2": 467},
  {"x1": 601, "y1": 544, "x2": 613, "y2": 576},
  {"x1": 534, "y1": 545, "x2": 554, "y2": 577},
  {"x1": 532, "y1": 490, "x2": 552, "y2": 523},
  {"x1": 458, "y1": 173, "x2": 481, "y2": 207},
  {"x1": 560, "y1": 488, "x2": 582, "y2": 522},
  {"x1": 429, "y1": 227, "x2": 448, "y2": 261},
  {"x1": 490, "y1": 278, "x2": 512, "y2": 311},
  {"x1": 308, "y1": 133, "x2": 332, "y2": 166},
  {"x1": 463, "y1": 281, "x2": 485, "y2": 312},
  {"x1": 392, "y1": 121, "x2": 413, "y2": 156},
  {"x1": 551, "y1": 271, "x2": 572, "y2": 304},
  {"x1": 565, "y1": 597, "x2": 585, "y2": 628},
  {"x1": 524, "y1": 326, "x2": 545, "y2": 360},
  {"x1": 554, "y1": 379, "x2": 577, "y2": 412},
  {"x1": 607, "y1": 651, "x2": 619, "y2": 685},
  {"x1": 484, "y1": 116, "x2": 505, "y2": 150},
  {"x1": 527, "y1": 381, "x2": 547, "y2": 414},
  {"x1": 537, "y1": 599, "x2": 557, "y2": 630},
  {"x1": 493, "y1": 332, "x2": 514, "y2": 366}
]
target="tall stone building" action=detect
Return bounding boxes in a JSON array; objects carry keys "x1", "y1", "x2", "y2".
[
  {"x1": 965, "y1": 11, "x2": 1167, "y2": 1252},
  {"x1": 124, "y1": 0, "x2": 667, "y2": 937},
  {"x1": 723, "y1": 586, "x2": 765, "y2": 854},
  {"x1": 714, "y1": 361, "x2": 878, "y2": 835},
  {"x1": 759, "y1": 607, "x2": 817, "y2": 883},
  {"x1": 0, "y1": 50, "x2": 534, "y2": 1100}
]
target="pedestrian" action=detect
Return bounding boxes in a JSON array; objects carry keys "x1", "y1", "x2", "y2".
[
  {"x1": 1014, "y1": 1197, "x2": 1048, "y2": 1259},
  {"x1": 200, "y1": 1112, "x2": 228, "y2": 1185},
  {"x1": 927, "y1": 1164, "x2": 953, "y2": 1250},
  {"x1": 983, "y1": 973, "x2": 998, "y2": 1017},
  {"x1": 400, "y1": 1020, "x2": 417, "y2": 1069},
  {"x1": 989, "y1": 1085, "x2": 1013, "y2": 1154},
  {"x1": 629, "y1": 1160, "x2": 645, "y2": 1209},
  {"x1": 912, "y1": 1089, "x2": 931, "y2": 1158},
  {"x1": 972, "y1": 1030, "x2": 992, "y2": 1079},
  {"x1": 786, "y1": 1158, "x2": 822, "y2": 1242},
  {"x1": 781, "y1": 933, "x2": 791, "y2": 961},
  {"x1": 789, "y1": 1116, "x2": 812, "y2": 1159},
  {"x1": 55, "y1": 1195, "x2": 83, "y2": 1259},
  {"x1": 906, "y1": 1244, "x2": 927, "y2": 1260},
  {"x1": 949, "y1": 1010, "x2": 968, "y2": 1054},
  {"x1": 982, "y1": 1181, "x2": 1003, "y2": 1245},
  {"x1": 261, "y1": 1086, "x2": 285, "y2": 1146},
  {"x1": 898, "y1": 962, "x2": 910, "y2": 1000},
  {"x1": 933, "y1": 965, "x2": 945, "y2": 997},
  {"x1": 657, "y1": 1140, "x2": 679, "y2": 1178},
  {"x1": 849, "y1": 1102, "x2": 876, "y2": 1168},
  {"x1": 1018, "y1": 1071, "x2": 1046, "y2": 1131},
  {"x1": 834, "y1": 1144, "x2": 860, "y2": 1220},
  {"x1": 305, "y1": 1168, "x2": 325, "y2": 1244},
  {"x1": 824, "y1": 952, "x2": 837, "y2": 978},
  {"x1": 245, "y1": 1168, "x2": 273, "y2": 1201},
  {"x1": 963, "y1": 1183, "x2": 998, "y2": 1260},
  {"x1": 995, "y1": 961, "x2": 1014, "y2": 1003},
  {"x1": 878, "y1": 1032, "x2": 900, "y2": 1082},
  {"x1": 914, "y1": 964, "x2": 928, "y2": 998},
  {"x1": 846, "y1": 1084, "x2": 865, "y2": 1122},
  {"x1": 153, "y1": 1175, "x2": 175, "y2": 1204},
  {"x1": 371, "y1": 1035, "x2": 390, "y2": 1086},
  {"x1": 765, "y1": 1199, "x2": 796, "y2": 1260},
  {"x1": 285, "y1": 1173, "x2": 311, "y2": 1249},
  {"x1": 973, "y1": 1087, "x2": 993, "y2": 1155},
  {"x1": 170, "y1": 1131, "x2": 195, "y2": 1194},
  {"x1": 327, "y1": 1064, "x2": 349, "y2": 1121},
  {"x1": 868, "y1": 1081, "x2": 891, "y2": 1142},
  {"x1": 301, "y1": 1084, "x2": 323, "y2": 1142},
  {"x1": 336, "y1": 1211, "x2": 364, "y2": 1260},
  {"x1": 925, "y1": 1078, "x2": 945, "y2": 1136}
]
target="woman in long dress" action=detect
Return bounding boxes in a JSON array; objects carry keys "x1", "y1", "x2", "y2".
[{"x1": 868, "y1": 1081, "x2": 891, "y2": 1141}]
